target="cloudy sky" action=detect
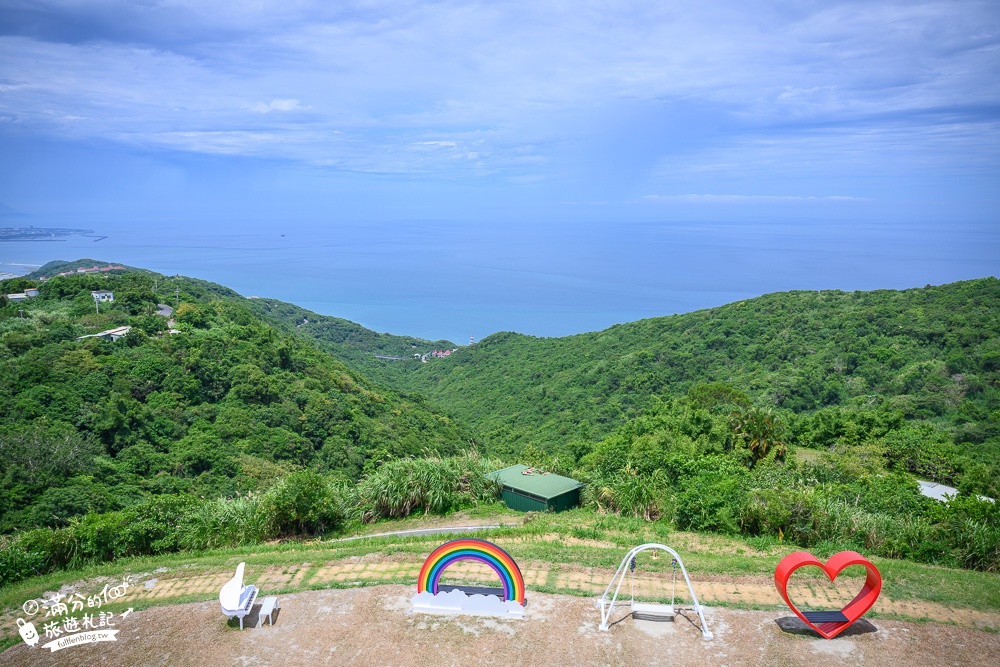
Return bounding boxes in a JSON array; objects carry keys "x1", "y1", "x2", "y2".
[{"x1": 1, "y1": 0, "x2": 998, "y2": 224}]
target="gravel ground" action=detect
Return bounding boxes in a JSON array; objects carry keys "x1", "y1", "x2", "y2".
[{"x1": 4, "y1": 585, "x2": 998, "y2": 667}]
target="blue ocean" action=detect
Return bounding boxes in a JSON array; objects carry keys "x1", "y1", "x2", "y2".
[{"x1": 2, "y1": 219, "x2": 998, "y2": 343}]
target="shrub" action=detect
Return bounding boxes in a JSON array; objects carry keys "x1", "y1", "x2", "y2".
[
  {"x1": 674, "y1": 472, "x2": 745, "y2": 534},
  {"x1": 880, "y1": 424, "x2": 961, "y2": 483},
  {"x1": 266, "y1": 470, "x2": 344, "y2": 536},
  {"x1": 938, "y1": 496, "x2": 1000, "y2": 572},
  {"x1": 588, "y1": 466, "x2": 670, "y2": 520},
  {"x1": 812, "y1": 499, "x2": 938, "y2": 562},
  {"x1": 949, "y1": 519, "x2": 1000, "y2": 571},
  {"x1": 179, "y1": 495, "x2": 274, "y2": 550},
  {"x1": 0, "y1": 535, "x2": 46, "y2": 587},
  {"x1": 355, "y1": 455, "x2": 500, "y2": 523},
  {"x1": 118, "y1": 494, "x2": 198, "y2": 554},
  {"x1": 71, "y1": 511, "x2": 129, "y2": 563},
  {"x1": 18, "y1": 526, "x2": 78, "y2": 571},
  {"x1": 739, "y1": 487, "x2": 821, "y2": 545}
]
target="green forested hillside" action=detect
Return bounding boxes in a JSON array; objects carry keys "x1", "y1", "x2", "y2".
[
  {"x1": 0, "y1": 270, "x2": 469, "y2": 534},
  {"x1": 354, "y1": 279, "x2": 999, "y2": 456},
  {"x1": 253, "y1": 279, "x2": 1000, "y2": 492},
  {"x1": 26, "y1": 259, "x2": 138, "y2": 279},
  {"x1": 244, "y1": 297, "x2": 456, "y2": 378}
]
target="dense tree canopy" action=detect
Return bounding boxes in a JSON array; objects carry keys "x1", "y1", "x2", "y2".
[
  {"x1": 307, "y1": 279, "x2": 1000, "y2": 493},
  {"x1": 0, "y1": 271, "x2": 469, "y2": 533}
]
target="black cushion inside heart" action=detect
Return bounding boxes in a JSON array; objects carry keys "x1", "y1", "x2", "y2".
[{"x1": 802, "y1": 610, "x2": 849, "y2": 623}]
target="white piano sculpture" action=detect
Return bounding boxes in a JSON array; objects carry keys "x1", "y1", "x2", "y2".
[{"x1": 219, "y1": 562, "x2": 258, "y2": 629}]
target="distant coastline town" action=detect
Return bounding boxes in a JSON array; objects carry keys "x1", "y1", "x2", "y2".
[{"x1": 0, "y1": 226, "x2": 108, "y2": 242}]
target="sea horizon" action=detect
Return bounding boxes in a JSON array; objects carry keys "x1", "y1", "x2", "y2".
[{"x1": 2, "y1": 218, "x2": 998, "y2": 344}]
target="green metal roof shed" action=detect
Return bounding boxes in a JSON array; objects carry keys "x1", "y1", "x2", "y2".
[{"x1": 489, "y1": 464, "x2": 585, "y2": 513}]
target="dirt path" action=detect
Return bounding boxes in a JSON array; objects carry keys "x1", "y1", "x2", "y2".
[
  {"x1": 3, "y1": 585, "x2": 999, "y2": 667},
  {"x1": 330, "y1": 523, "x2": 502, "y2": 542}
]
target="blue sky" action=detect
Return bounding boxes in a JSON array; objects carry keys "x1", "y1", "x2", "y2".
[{"x1": 1, "y1": 0, "x2": 998, "y2": 226}]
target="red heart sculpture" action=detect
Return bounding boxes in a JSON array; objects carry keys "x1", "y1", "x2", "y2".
[{"x1": 774, "y1": 551, "x2": 882, "y2": 639}]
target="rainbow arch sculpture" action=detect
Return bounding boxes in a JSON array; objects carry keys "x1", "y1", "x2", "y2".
[{"x1": 417, "y1": 538, "x2": 526, "y2": 605}]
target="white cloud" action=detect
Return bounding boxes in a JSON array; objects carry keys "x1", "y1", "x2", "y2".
[
  {"x1": 411, "y1": 590, "x2": 525, "y2": 619},
  {"x1": 0, "y1": 1, "x2": 997, "y2": 189},
  {"x1": 251, "y1": 98, "x2": 304, "y2": 113},
  {"x1": 644, "y1": 194, "x2": 871, "y2": 203}
]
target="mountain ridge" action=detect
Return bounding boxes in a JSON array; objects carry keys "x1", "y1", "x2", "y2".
[{"x1": 307, "y1": 278, "x2": 1000, "y2": 460}]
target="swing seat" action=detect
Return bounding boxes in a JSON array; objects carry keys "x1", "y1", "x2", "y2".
[
  {"x1": 801, "y1": 611, "x2": 848, "y2": 623},
  {"x1": 597, "y1": 544, "x2": 714, "y2": 640},
  {"x1": 632, "y1": 602, "x2": 675, "y2": 620}
]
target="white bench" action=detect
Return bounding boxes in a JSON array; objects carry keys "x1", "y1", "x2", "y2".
[{"x1": 257, "y1": 596, "x2": 279, "y2": 627}]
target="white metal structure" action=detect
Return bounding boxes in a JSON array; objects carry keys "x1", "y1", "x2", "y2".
[{"x1": 596, "y1": 543, "x2": 713, "y2": 640}]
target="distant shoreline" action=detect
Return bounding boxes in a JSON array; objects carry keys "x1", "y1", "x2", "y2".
[{"x1": 0, "y1": 226, "x2": 96, "y2": 242}]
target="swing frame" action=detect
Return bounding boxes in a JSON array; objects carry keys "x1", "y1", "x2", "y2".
[{"x1": 595, "y1": 543, "x2": 713, "y2": 640}]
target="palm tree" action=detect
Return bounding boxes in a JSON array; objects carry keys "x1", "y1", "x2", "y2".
[{"x1": 730, "y1": 406, "x2": 787, "y2": 466}]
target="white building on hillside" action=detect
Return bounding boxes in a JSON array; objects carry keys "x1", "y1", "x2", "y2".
[{"x1": 76, "y1": 326, "x2": 131, "y2": 342}]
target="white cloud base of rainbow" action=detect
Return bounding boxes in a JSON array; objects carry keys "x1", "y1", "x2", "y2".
[{"x1": 411, "y1": 590, "x2": 526, "y2": 619}]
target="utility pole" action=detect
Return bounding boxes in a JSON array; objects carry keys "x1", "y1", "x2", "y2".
[
  {"x1": 18, "y1": 309, "x2": 24, "y2": 319},
  {"x1": 175, "y1": 286, "x2": 180, "y2": 309}
]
